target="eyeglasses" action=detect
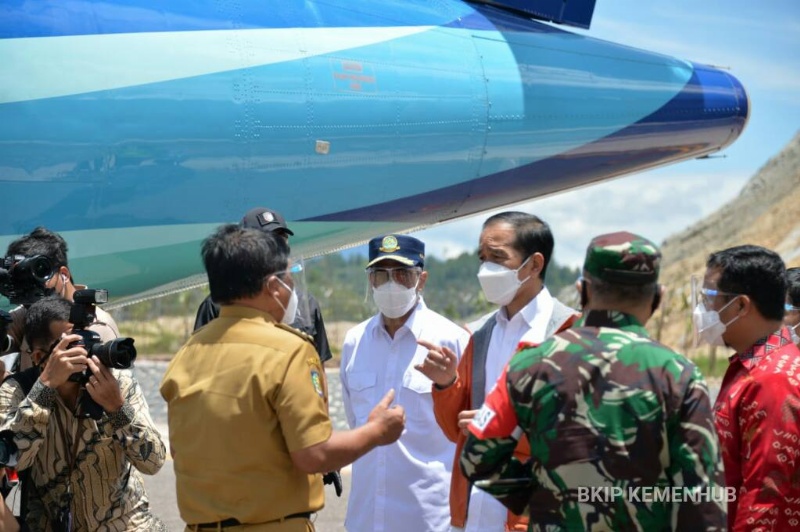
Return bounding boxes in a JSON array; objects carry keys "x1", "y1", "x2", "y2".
[
  {"x1": 26, "y1": 337, "x2": 61, "y2": 360},
  {"x1": 700, "y1": 287, "x2": 740, "y2": 306},
  {"x1": 367, "y1": 267, "x2": 421, "y2": 286},
  {"x1": 786, "y1": 303, "x2": 800, "y2": 312}
]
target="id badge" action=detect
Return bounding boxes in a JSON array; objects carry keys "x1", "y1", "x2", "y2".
[
  {"x1": 54, "y1": 506, "x2": 72, "y2": 532},
  {"x1": 54, "y1": 488, "x2": 73, "y2": 532}
]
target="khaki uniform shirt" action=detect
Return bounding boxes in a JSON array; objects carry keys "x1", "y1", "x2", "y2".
[{"x1": 160, "y1": 305, "x2": 332, "y2": 526}]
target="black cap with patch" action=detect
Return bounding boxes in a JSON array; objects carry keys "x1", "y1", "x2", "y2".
[{"x1": 240, "y1": 207, "x2": 295, "y2": 236}]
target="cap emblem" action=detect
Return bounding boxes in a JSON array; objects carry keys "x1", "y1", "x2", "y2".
[{"x1": 379, "y1": 235, "x2": 400, "y2": 253}]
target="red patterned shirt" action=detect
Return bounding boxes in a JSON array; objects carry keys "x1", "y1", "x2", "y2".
[{"x1": 714, "y1": 326, "x2": 800, "y2": 531}]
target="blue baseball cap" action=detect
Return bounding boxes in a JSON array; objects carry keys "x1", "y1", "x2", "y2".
[{"x1": 367, "y1": 235, "x2": 425, "y2": 268}]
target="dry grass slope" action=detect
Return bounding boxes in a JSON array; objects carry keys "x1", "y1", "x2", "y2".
[{"x1": 652, "y1": 132, "x2": 800, "y2": 360}]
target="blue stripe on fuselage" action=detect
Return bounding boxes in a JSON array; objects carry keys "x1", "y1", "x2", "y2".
[{"x1": 309, "y1": 65, "x2": 748, "y2": 223}]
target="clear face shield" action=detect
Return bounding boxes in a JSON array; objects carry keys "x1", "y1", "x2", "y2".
[
  {"x1": 783, "y1": 302, "x2": 800, "y2": 344},
  {"x1": 690, "y1": 274, "x2": 742, "y2": 348},
  {"x1": 279, "y1": 256, "x2": 311, "y2": 331},
  {"x1": 784, "y1": 301, "x2": 800, "y2": 326},
  {"x1": 365, "y1": 266, "x2": 422, "y2": 318},
  {"x1": 690, "y1": 275, "x2": 704, "y2": 348}
]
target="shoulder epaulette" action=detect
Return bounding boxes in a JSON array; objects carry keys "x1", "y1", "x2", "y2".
[{"x1": 275, "y1": 322, "x2": 314, "y2": 344}]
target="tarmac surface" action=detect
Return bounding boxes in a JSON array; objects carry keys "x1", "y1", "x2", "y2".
[{"x1": 133, "y1": 360, "x2": 721, "y2": 531}]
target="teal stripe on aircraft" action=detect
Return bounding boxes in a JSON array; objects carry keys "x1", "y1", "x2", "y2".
[
  {"x1": 0, "y1": 27, "x2": 436, "y2": 104},
  {"x1": 0, "y1": 221, "x2": 404, "y2": 299}
]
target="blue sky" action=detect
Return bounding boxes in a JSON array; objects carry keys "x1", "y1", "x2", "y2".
[{"x1": 398, "y1": 0, "x2": 800, "y2": 268}]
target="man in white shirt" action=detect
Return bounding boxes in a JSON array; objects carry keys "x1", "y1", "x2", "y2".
[
  {"x1": 341, "y1": 234, "x2": 470, "y2": 532},
  {"x1": 418, "y1": 212, "x2": 579, "y2": 531}
]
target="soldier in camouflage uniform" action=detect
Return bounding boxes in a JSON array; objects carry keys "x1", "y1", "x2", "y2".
[{"x1": 460, "y1": 232, "x2": 726, "y2": 531}]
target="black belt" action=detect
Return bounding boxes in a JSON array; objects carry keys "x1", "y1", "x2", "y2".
[{"x1": 194, "y1": 513, "x2": 312, "y2": 529}]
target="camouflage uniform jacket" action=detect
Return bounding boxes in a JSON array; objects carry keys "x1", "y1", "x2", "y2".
[{"x1": 461, "y1": 310, "x2": 726, "y2": 531}]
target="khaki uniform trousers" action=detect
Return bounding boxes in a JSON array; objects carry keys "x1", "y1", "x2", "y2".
[{"x1": 185, "y1": 518, "x2": 314, "y2": 532}]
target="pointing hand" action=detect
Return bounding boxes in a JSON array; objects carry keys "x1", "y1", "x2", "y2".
[
  {"x1": 414, "y1": 339, "x2": 458, "y2": 388},
  {"x1": 367, "y1": 388, "x2": 405, "y2": 445}
]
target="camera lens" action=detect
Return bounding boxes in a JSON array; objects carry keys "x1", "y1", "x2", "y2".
[
  {"x1": 31, "y1": 256, "x2": 53, "y2": 282},
  {"x1": 93, "y1": 338, "x2": 137, "y2": 369}
]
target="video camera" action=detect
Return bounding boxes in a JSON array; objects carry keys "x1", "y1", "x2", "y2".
[
  {"x1": 0, "y1": 309, "x2": 11, "y2": 353},
  {"x1": 0, "y1": 430, "x2": 18, "y2": 500},
  {"x1": 0, "y1": 255, "x2": 55, "y2": 306},
  {"x1": 67, "y1": 289, "x2": 137, "y2": 420},
  {"x1": 0, "y1": 431, "x2": 17, "y2": 469}
]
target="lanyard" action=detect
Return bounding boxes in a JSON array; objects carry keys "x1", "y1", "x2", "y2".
[
  {"x1": 53, "y1": 400, "x2": 82, "y2": 524},
  {"x1": 54, "y1": 395, "x2": 83, "y2": 473}
]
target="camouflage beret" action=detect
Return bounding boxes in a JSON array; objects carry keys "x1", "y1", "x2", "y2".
[{"x1": 583, "y1": 231, "x2": 661, "y2": 285}]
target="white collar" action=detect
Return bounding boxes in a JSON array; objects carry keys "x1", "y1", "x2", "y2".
[{"x1": 496, "y1": 286, "x2": 553, "y2": 326}]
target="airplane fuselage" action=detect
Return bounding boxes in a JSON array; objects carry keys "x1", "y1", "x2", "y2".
[{"x1": 0, "y1": 0, "x2": 748, "y2": 302}]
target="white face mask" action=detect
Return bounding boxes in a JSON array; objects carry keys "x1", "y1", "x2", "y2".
[
  {"x1": 692, "y1": 298, "x2": 740, "y2": 347},
  {"x1": 477, "y1": 256, "x2": 531, "y2": 306},
  {"x1": 275, "y1": 278, "x2": 298, "y2": 325},
  {"x1": 790, "y1": 324, "x2": 800, "y2": 345},
  {"x1": 372, "y1": 281, "x2": 418, "y2": 319}
]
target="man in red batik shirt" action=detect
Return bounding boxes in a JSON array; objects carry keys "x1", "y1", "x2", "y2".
[{"x1": 693, "y1": 245, "x2": 800, "y2": 532}]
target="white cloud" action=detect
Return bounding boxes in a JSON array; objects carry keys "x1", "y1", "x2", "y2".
[
  {"x1": 588, "y1": 17, "x2": 800, "y2": 97},
  {"x1": 731, "y1": 61, "x2": 800, "y2": 95},
  {"x1": 650, "y1": 7, "x2": 800, "y2": 37},
  {"x1": 413, "y1": 167, "x2": 750, "y2": 269}
]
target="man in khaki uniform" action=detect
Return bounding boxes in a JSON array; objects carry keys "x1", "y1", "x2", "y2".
[{"x1": 161, "y1": 224, "x2": 405, "y2": 531}]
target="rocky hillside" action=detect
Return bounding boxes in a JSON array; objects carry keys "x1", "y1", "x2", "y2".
[{"x1": 653, "y1": 132, "x2": 800, "y2": 356}]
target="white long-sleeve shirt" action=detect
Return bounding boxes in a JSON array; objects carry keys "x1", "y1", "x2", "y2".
[
  {"x1": 465, "y1": 287, "x2": 555, "y2": 532},
  {"x1": 341, "y1": 298, "x2": 470, "y2": 532}
]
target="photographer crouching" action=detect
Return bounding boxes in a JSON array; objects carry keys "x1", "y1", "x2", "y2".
[{"x1": 0, "y1": 295, "x2": 167, "y2": 531}]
